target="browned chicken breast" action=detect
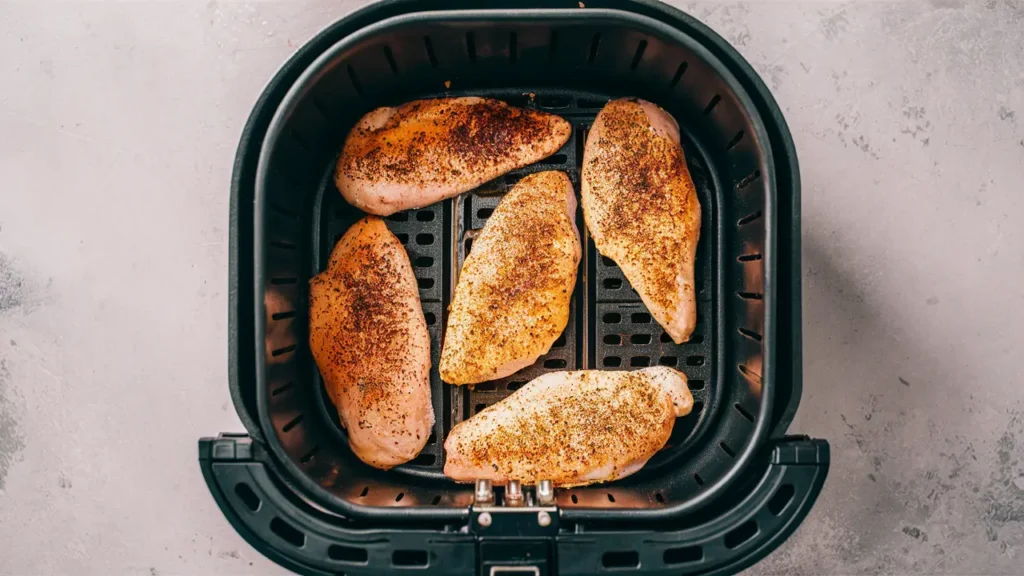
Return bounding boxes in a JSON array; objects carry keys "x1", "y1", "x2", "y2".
[
  {"x1": 444, "y1": 367, "x2": 693, "y2": 486},
  {"x1": 582, "y1": 98, "x2": 702, "y2": 343},
  {"x1": 439, "y1": 171, "x2": 580, "y2": 385},
  {"x1": 335, "y1": 97, "x2": 572, "y2": 216},
  {"x1": 308, "y1": 216, "x2": 433, "y2": 469}
]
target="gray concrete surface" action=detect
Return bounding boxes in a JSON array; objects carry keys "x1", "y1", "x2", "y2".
[{"x1": 0, "y1": 0, "x2": 1021, "y2": 574}]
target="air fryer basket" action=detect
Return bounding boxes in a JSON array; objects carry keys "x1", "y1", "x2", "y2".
[{"x1": 254, "y1": 7, "x2": 776, "y2": 522}]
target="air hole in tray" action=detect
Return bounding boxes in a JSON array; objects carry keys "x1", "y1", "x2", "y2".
[
  {"x1": 509, "y1": 32, "x2": 518, "y2": 65},
  {"x1": 395, "y1": 492, "x2": 405, "y2": 502},
  {"x1": 725, "y1": 130, "x2": 745, "y2": 150},
  {"x1": 544, "y1": 358, "x2": 567, "y2": 369},
  {"x1": 602, "y1": 551, "x2": 639, "y2": 569},
  {"x1": 724, "y1": 520, "x2": 758, "y2": 549},
  {"x1": 282, "y1": 414, "x2": 304, "y2": 433},
  {"x1": 603, "y1": 356, "x2": 622, "y2": 367},
  {"x1": 553, "y1": 333, "x2": 567, "y2": 348},
  {"x1": 386, "y1": 212, "x2": 409, "y2": 222},
  {"x1": 234, "y1": 483, "x2": 261, "y2": 512},
  {"x1": 477, "y1": 207, "x2": 494, "y2": 219},
  {"x1": 383, "y1": 46, "x2": 399, "y2": 75},
  {"x1": 689, "y1": 379, "x2": 705, "y2": 391},
  {"x1": 423, "y1": 37, "x2": 438, "y2": 68},
  {"x1": 664, "y1": 545, "x2": 702, "y2": 565},
  {"x1": 631, "y1": 312, "x2": 651, "y2": 323},
  {"x1": 571, "y1": 493, "x2": 579, "y2": 504},
  {"x1": 465, "y1": 32, "x2": 477, "y2": 63},
  {"x1": 768, "y1": 484, "x2": 796, "y2": 516},
  {"x1": 669, "y1": 61, "x2": 689, "y2": 87},
  {"x1": 545, "y1": 154, "x2": 569, "y2": 164},
  {"x1": 630, "y1": 334, "x2": 651, "y2": 345},
  {"x1": 607, "y1": 493, "x2": 616, "y2": 503},
  {"x1": 507, "y1": 381, "x2": 526, "y2": 391},
  {"x1": 601, "y1": 255, "x2": 616, "y2": 266},
  {"x1": 693, "y1": 473, "x2": 705, "y2": 486},
  {"x1": 703, "y1": 94, "x2": 721, "y2": 115},
  {"x1": 659, "y1": 356, "x2": 678, "y2": 367},
  {"x1": 416, "y1": 233, "x2": 434, "y2": 245},
  {"x1": 393, "y1": 550, "x2": 428, "y2": 567},
  {"x1": 630, "y1": 40, "x2": 647, "y2": 70},
  {"x1": 735, "y1": 403, "x2": 755, "y2": 422},
  {"x1": 329, "y1": 544, "x2": 368, "y2": 564},
  {"x1": 687, "y1": 356, "x2": 705, "y2": 366},
  {"x1": 416, "y1": 210, "x2": 435, "y2": 221},
  {"x1": 417, "y1": 278, "x2": 435, "y2": 289},
  {"x1": 630, "y1": 356, "x2": 651, "y2": 367},
  {"x1": 272, "y1": 311, "x2": 296, "y2": 321},
  {"x1": 604, "y1": 334, "x2": 621, "y2": 345},
  {"x1": 719, "y1": 442, "x2": 736, "y2": 458},
  {"x1": 603, "y1": 313, "x2": 621, "y2": 324},
  {"x1": 395, "y1": 233, "x2": 410, "y2": 244},
  {"x1": 270, "y1": 517, "x2": 305, "y2": 548},
  {"x1": 300, "y1": 445, "x2": 319, "y2": 464},
  {"x1": 431, "y1": 495, "x2": 442, "y2": 505},
  {"x1": 359, "y1": 486, "x2": 369, "y2": 497},
  {"x1": 415, "y1": 256, "x2": 434, "y2": 267},
  {"x1": 424, "y1": 312, "x2": 437, "y2": 325},
  {"x1": 603, "y1": 278, "x2": 622, "y2": 289},
  {"x1": 654, "y1": 492, "x2": 666, "y2": 504}
]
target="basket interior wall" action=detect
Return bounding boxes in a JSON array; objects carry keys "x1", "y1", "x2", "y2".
[{"x1": 258, "y1": 13, "x2": 771, "y2": 517}]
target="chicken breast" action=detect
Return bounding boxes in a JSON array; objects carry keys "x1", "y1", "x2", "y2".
[
  {"x1": 335, "y1": 97, "x2": 572, "y2": 216},
  {"x1": 444, "y1": 367, "x2": 693, "y2": 486},
  {"x1": 308, "y1": 216, "x2": 433, "y2": 469},
  {"x1": 582, "y1": 98, "x2": 702, "y2": 343},
  {"x1": 439, "y1": 171, "x2": 580, "y2": 385}
]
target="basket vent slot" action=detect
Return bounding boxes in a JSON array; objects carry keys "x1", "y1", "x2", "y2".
[
  {"x1": 687, "y1": 356, "x2": 705, "y2": 366},
  {"x1": 654, "y1": 492, "x2": 666, "y2": 503},
  {"x1": 383, "y1": 46, "x2": 398, "y2": 75},
  {"x1": 477, "y1": 207, "x2": 494, "y2": 219},
  {"x1": 737, "y1": 252, "x2": 762, "y2": 262},
  {"x1": 395, "y1": 492, "x2": 405, "y2": 502},
  {"x1": 603, "y1": 313, "x2": 622, "y2": 324},
  {"x1": 270, "y1": 517, "x2": 305, "y2": 548},
  {"x1": 393, "y1": 550, "x2": 428, "y2": 567},
  {"x1": 234, "y1": 483, "x2": 261, "y2": 512},
  {"x1": 417, "y1": 278, "x2": 435, "y2": 289},
  {"x1": 737, "y1": 291, "x2": 763, "y2": 300},
  {"x1": 423, "y1": 36, "x2": 438, "y2": 68},
  {"x1": 703, "y1": 94, "x2": 721, "y2": 115},
  {"x1": 725, "y1": 130, "x2": 745, "y2": 150},
  {"x1": 724, "y1": 520, "x2": 759, "y2": 549},
  {"x1": 431, "y1": 495, "x2": 442, "y2": 505},
  {"x1": 466, "y1": 32, "x2": 477, "y2": 63},
  {"x1": 509, "y1": 32, "x2": 518, "y2": 65},
  {"x1": 735, "y1": 403, "x2": 755, "y2": 422},
  {"x1": 424, "y1": 312, "x2": 437, "y2": 325},
  {"x1": 507, "y1": 381, "x2": 526, "y2": 391},
  {"x1": 719, "y1": 441, "x2": 736, "y2": 458},
  {"x1": 359, "y1": 486, "x2": 369, "y2": 498},
  {"x1": 329, "y1": 544, "x2": 368, "y2": 564},
  {"x1": 658, "y1": 356, "x2": 678, "y2": 367},
  {"x1": 737, "y1": 170, "x2": 761, "y2": 190},
  {"x1": 738, "y1": 327, "x2": 763, "y2": 341},
  {"x1": 604, "y1": 334, "x2": 621, "y2": 345},
  {"x1": 630, "y1": 40, "x2": 647, "y2": 70},
  {"x1": 693, "y1": 473, "x2": 705, "y2": 486},
  {"x1": 474, "y1": 382, "x2": 496, "y2": 391},
  {"x1": 544, "y1": 358, "x2": 567, "y2": 369},
  {"x1": 271, "y1": 382, "x2": 294, "y2": 396},
  {"x1": 271, "y1": 310, "x2": 296, "y2": 321},
  {"x1": 630, "y1": 356, "x2": 650, "y2": 367},
  {"x1": 768, "y1": 484, "x2": 796, "y2": 515},
  {"x1": 386, "y1": 212, "x2": 409, "y2": 222},
  {"x1": 602, "y1": 551, "x2": 639, "y2": 569},
  {"x1": 664, "y1": 545, "x2": 702, "y2": 565},
  {"x1": 299, "y1": 445, "x2": 319, "y2": 464},
  {"x1": 414, "y1": 256, "x2": 434, "y2": 267},
  {"x1": 416, "y1": 233, "x2": 434, "y2": 245},
  {"x1": 548, "y1": 31, "x2": 558, "y2": 62},
  {"x1": 346, "y1": 65, "x2": 363, "y2": 96},
  {"x1": 689, "y1": 379, "x2": 705, "y2": 390},
  {"x1": 588, "y1": 33, "x2": 601, "y2": 65},
  {"x1": 630, "y1": 312, "x2": 651, "y2": 324},
  {"x1": 271, "y1": 344, "x2": 297, "y2": 357},
  {"x1": 416, "y1": 210, "x2": 435, "y2": 221},
  {"x1": 603, "y1": 356, "x2": 622, "y2": 367},
  {"x1": 603, "y1": 278, "x2": 622, "y2": 289},
  {"x1": 738, "y1": 211, "x2": 762, "y2": 226},
  {"x1": 669, "y1": 61, "x2": 689, "y2": 87},
  {"x1": 630, "y1": 334, "x2": 651, "y2": 344},
  {"x1": 282, "y1": 414, "x2": 304, "y2": 433}
]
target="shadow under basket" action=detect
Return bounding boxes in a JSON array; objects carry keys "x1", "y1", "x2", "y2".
[{"x1": 201, "y1": 1, "x2": 828, "y2": 574}]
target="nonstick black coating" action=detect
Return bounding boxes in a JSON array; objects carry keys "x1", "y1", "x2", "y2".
[{"x1": 253, "y1": 7, "x2": 776, "y2": 522}]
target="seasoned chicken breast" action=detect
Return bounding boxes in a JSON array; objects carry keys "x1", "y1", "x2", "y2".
[
  {"x1": 440, "y1": 171, "x2": 580, "y2": 385},
  {"x1": 335, "y1": 97, "x2": 572, "y2": 216},
  {"x1": 582, "y1": 98, "x2": 702, "y2": 343},
  {"x1": 308, "y1": 216, "x2": 433, "y2": 469},
  {"x1": 444, "y1": 367, "x2": 693, "y2": 486}
]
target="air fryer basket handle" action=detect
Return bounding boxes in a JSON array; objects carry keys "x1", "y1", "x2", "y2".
[{"x1": 199, "y1": 436, "x2": 827, "y2": 576}]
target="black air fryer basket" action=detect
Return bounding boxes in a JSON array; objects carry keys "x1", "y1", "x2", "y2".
[{"x1": 200, "y1": 1, "x2": 829, "y2": 574}]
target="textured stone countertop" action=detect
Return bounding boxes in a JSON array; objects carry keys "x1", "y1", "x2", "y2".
[{"x1": 1, "y1": 1, "x2": 1022, "y2": 574}]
